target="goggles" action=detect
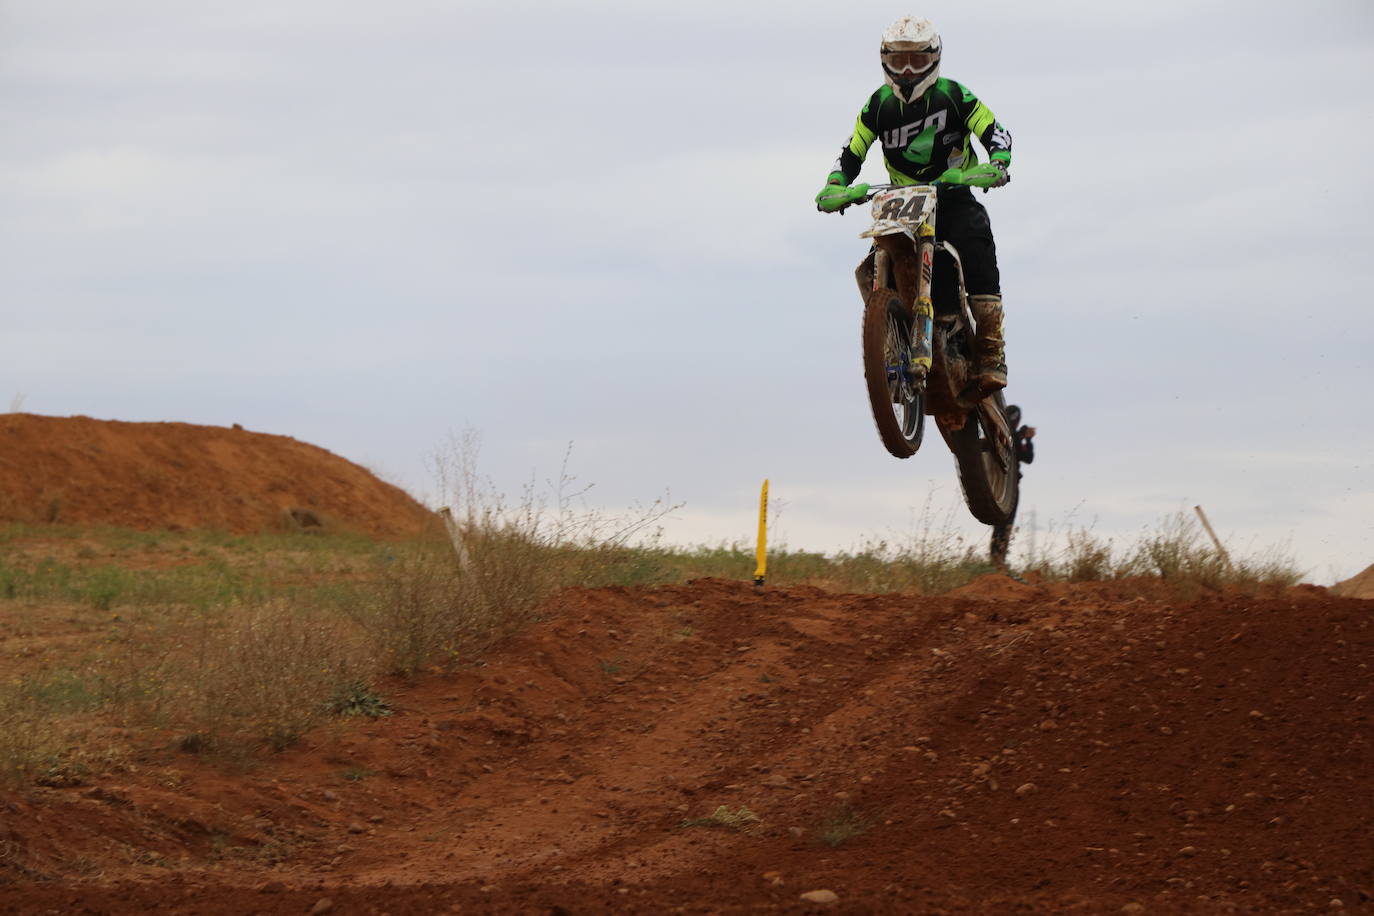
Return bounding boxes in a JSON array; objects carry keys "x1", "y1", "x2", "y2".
[{"x1": 882, "y1": 50, "x2": 937, "y2": 73}]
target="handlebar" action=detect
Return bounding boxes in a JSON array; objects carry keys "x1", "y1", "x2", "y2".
[
  {"x1": 830, "y1": 166, "x2": 999, "y2": 212},
  {"x1": 854, "y1": 167, "x2": 978, "y2": 204}
]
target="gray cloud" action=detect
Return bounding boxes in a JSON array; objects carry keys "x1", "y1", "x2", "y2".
[{"x1": 3, "y1": 0, "x2": 1371, "y2": 581}]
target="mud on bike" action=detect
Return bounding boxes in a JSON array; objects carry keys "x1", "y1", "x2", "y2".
[{"x1": 830, "y1": 169, "x2": 1035, "y2": 561}]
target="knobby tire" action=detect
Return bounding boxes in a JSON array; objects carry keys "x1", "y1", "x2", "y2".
[
  {"x1": 940, "y1": 390, "x2": 1019, "y2": 526},
  {"x1": 862, "y1": 286, "x2": 925, "y2": 458}
]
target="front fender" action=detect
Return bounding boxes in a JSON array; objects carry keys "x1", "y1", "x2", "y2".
[
  {"x1": 859, "y1": 221, "x2": 918, "y2": 242},
  {"x1": 854, "y1": 249, "x2": 877, "y2": 299}
]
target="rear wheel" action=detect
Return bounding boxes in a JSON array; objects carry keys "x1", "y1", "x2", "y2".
[
  {"x1": 940, "y1": 390, "x2": 1019, "y2": 525},
  {"x1": 862, "y1": 286, "x2": 925, "y2": 458}
]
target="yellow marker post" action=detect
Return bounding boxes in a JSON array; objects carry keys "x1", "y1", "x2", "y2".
[{"x1": 754, "y1": 479, "x2": 769, "y2": 592}]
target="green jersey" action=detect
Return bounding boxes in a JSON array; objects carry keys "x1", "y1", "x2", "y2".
[{"x1": 830, "y1": 78, "x2": 1012, "y2": 186}]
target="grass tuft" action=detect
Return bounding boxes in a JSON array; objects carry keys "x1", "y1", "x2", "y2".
[
  {"x1": 328, "y1": 681, "x2": 393, "y2": 719},
  {"x1": 812, "y1": 802, "x2": 876, "y2": 847},
  {"x1": 1024, "y1": 511, "x2": 1302, "y2": 592},
  {"x1": 0, "y1": 688, "x2": 67, "y2": 785},
  {"x1": 679, "y1": 805, "x2": 761, "y2": 830}
]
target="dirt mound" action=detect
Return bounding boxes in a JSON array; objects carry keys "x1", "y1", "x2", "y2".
[
  {"x1": 0, "y1": 413, "x2": 432, "y2": 537},
  {"x1": 945, "y1": 571, "x2": 1045, "y2": 600},
  {"x1": 1333, "y1": 562, "x2": 1374, "y2": 599},
  {"x1": 3, "y1": 578, "x2": 1372, "y2": 913}
]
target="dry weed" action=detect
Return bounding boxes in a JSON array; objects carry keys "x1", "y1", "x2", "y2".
[
  {"x1": 351, "y1": 540, "x2": 464, "y2": 675},
  {"x1": 359, "y1": 430, "x2": 680, "y2": 673},
  {"x1": 170, "y1": 602, "x2": 373, "y2": 750},
  {"x1": 1022, "y1": 511, "x2": 1301, "y2": 592},
  {"x1": 0, "y1": 687, "x2": 66, "y2": 785}
]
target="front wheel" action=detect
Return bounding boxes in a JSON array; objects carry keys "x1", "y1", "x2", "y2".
[
  {"x1": 940, "y1": 390, "x2": 1019, "y2": 526},
  {"x1": 862, "y1": 286, "x2": 925, "y2": 458}
]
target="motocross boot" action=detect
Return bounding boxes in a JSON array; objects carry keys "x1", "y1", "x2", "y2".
[{"x1": 969, "y1": 294, "x2": 1008, "y2": 394}]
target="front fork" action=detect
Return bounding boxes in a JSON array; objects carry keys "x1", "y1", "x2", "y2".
[
  {"x1": 869, "y1": 224, "x2": 936, "y2": 387},
  {"x1": 910, "y1": 222, "x2": 936, "y2": 380}
]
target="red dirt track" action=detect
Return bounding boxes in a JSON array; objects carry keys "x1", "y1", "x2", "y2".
[{"x1": 4, "y1": 576, "x2": 1372, "y2": 913}]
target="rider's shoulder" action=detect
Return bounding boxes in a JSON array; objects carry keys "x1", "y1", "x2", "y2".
[
  {"x1": 934, "y1": 77, "x2": 979, "y2": 105},
  {"x1": 861, "y1": 84, "x2": 895, "y2": 117}
]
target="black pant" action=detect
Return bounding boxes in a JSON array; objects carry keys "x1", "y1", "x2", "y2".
[{"x1": 934, "y1": 186, "x2": 1000, "y2": 297}]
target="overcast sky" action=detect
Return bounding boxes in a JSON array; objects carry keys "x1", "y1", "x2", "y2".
[{"x1": 3, "y1": 0, "x2": 1372, "y2": 583}]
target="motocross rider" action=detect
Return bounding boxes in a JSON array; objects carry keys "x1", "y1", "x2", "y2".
[{"x1": 816, "y1": 16, "x2": 1013, "y2": 394}]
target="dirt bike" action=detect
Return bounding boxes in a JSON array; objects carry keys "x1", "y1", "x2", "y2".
[{"x1": 834, "y1": 170, "x2": 1035, "y2": 560}]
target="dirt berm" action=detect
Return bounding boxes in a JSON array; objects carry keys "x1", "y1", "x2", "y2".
[
  {"x1": 0, "y1": 413, "x2": 432, "y2": 536},
  {"x1": 3, "y1": 576, "x2": 1371, "y2": 913},
  {"x1": 1332, "y1": 562, "x2": 1374, "y2": 600}
]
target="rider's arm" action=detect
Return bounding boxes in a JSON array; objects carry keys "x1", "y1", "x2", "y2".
[
  {"x1": 956, "y1": 82, "x2": 1012, "y2": 167},
  {"x1": 828, "y1": 93, "x2": 882, "y2": 185}
]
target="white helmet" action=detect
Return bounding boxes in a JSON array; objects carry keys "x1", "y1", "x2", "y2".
[{"x1": 881, "y1": 16, "x2": 941, "y2": 104}]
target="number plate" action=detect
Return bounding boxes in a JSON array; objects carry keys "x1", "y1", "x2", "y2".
[{"x1": 870, "y1": 186, "x2": 935, "y2": 222}]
